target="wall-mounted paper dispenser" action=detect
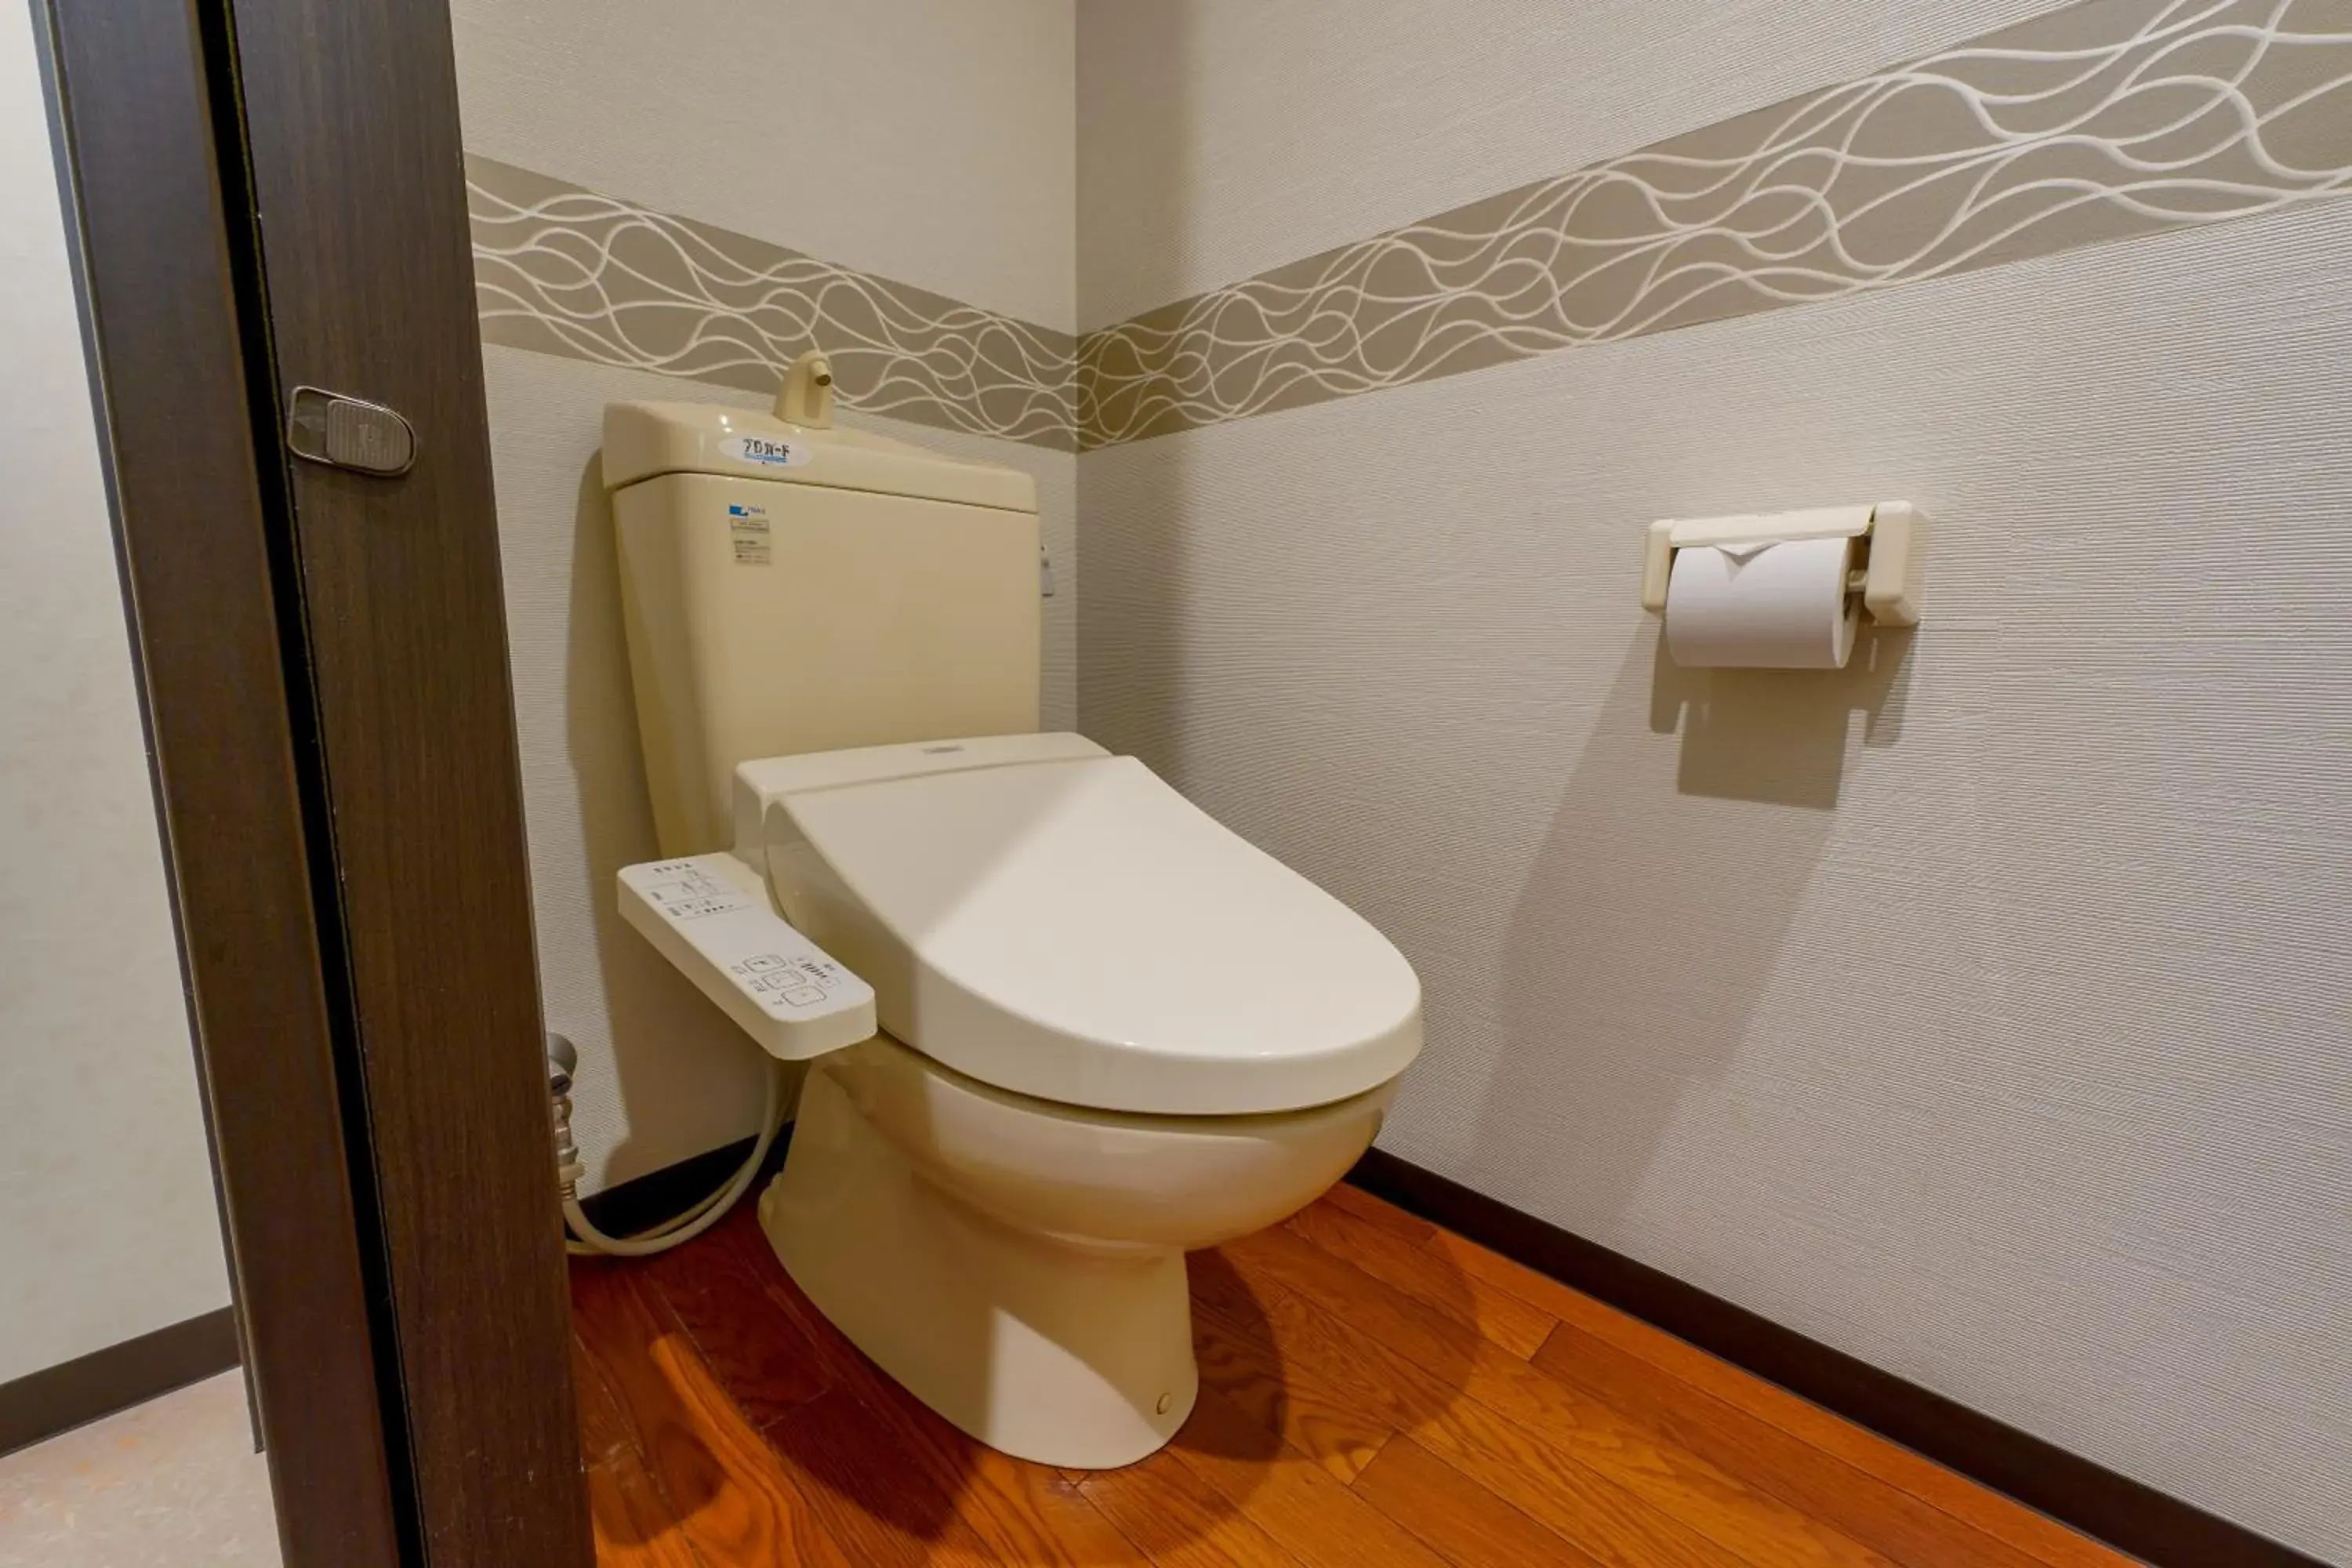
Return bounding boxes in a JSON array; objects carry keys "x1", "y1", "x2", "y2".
[{"x1": 1641, "y1": 503, "x2": 1926, "y2": 669}]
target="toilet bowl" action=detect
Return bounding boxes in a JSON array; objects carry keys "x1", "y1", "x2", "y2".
[
  {"x1": 763, "y1": 1036, "x2": 1394, "y2": 1467},
  {"x1": 740, "y1": 733, "x2": 1422, "y2": 1468},
  {"x1": 601, "y1": 397, "x2": 1420, "y2": 1469}
]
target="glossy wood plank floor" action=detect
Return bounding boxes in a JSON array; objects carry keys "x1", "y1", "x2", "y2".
[{"x1": 570, "y1": 1183, "x2": 2136, "y2": 1567}]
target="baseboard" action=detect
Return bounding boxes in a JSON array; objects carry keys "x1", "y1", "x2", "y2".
[
  {"x1": 574, "y1": 1131, "x2": 791, "y2": 1243},
  {"x1": 0, "y1": 1308, "x2": 242, "y2": 1457},
  {"x1": 1345, "y1": 1149, "x2": 2319, "y2": 1568}
]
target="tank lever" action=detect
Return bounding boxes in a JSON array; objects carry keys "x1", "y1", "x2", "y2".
[{"x1": 775, "y1": 348, "x2": 836, "y2": 429}]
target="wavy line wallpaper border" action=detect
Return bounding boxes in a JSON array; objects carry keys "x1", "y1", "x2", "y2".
[
  {"x1": 1077, "y1": 0, "x2": 2352, "y2": 448},
  {"x1": 465, "y1": 0, "x2": 2352, "y2": 456},
  {"x1": 466, "y1": 157, "x2": 1081, "y2": 452}
]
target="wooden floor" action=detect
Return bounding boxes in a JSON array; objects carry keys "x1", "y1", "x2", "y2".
[{"x1": 570, "y1": 1184, "x2": 2133, "y2": 1567}]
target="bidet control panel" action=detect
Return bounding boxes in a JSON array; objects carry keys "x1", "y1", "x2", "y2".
[{"x1": 619, "y1": 855, "x2": 877, "y2": 1060}]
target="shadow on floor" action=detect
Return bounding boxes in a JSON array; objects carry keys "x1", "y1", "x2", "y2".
[{"x1": 568, "y1": 1191, "x2": 1493, "y2": 1559}]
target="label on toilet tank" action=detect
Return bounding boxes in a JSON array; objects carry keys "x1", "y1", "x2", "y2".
[
  {"x1": 720, "y1": 434, "x2": 812, "y2": 469},
  {"x1": 630, "y1": 860, "x2": 758, "y2": 921},
  {"x1": 727, "y1": 501, "x2": 771, "y2": 564}
]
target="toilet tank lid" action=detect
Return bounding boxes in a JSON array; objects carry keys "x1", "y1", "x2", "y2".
[{"x1": 601, "y1": 401, "x2": 1036, "y2": 513}]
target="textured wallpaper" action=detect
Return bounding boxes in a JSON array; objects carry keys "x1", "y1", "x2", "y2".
[
  {"x1": 470, "y1": 0, "x2": 2352, "y2": 456},
  {"x1": 1080, "y1": 0, "x2": 2352, "y2": 445},
  {"x1": 1076, "y1": 0, "x2": 2352, "y2": 1557},
  {"x1": 469, "y1": 158, "x2": 1080, "y2": 451},
  {"x1": 449, "y1": 0, "x2": 1077, "y2": 331}
]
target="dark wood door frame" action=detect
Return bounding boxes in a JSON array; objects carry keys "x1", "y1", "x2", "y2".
[
  {"x1": 38, "y1": 0, "x2": 405, "y2": 1560},
  {"x1": 219, "y1": 0, "x2": 593, "y2": 1557},
  {"x1": 40, "y1": 0, "x2": 590, "y2": 1563}
]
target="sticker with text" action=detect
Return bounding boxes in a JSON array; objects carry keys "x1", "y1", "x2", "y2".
[{"x1": 720, "y1": 434, "x2": 811, "y2": 468}]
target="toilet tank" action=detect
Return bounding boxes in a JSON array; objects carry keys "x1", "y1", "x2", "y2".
[{"x1": 602, "y1": 401, "x2": 1041, "y2": 856}]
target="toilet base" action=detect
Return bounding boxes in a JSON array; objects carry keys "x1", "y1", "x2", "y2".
[{"x1": 760, "y1": 1065, "x2": 1199, "y2": 1468}]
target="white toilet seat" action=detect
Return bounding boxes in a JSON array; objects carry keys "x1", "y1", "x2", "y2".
[{"x1": 742, "y1": 735, "x2": 1422, "y2": 1116}]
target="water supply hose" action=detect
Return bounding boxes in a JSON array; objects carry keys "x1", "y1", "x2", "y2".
[{"x1": 548, "y1": 1032, "x2": 787, "y2": 1258}]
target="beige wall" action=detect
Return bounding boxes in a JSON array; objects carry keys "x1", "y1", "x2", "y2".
[
  {"x1": 451, "y1": 0, "x2": 1077, "y2": 1194},
  {"x1": 455, "y1": 0, "x2": 1075, "y2": 332},
  {"x1": 1075, "y1": 0, "x2": 2053, "y2": 328},
  {"x1": 0, "y1": 0, "x2": 230, "y2": 1383},
  {"x1": 1076, "y1": 2, "x2": 2352, "y2": 1558}
]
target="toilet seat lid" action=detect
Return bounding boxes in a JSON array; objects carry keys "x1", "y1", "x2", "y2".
[{"x1": 771, "y1": 747, "x2": 1421, "y2": 1115}]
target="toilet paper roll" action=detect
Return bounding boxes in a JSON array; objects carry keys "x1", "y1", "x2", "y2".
[{"x1": 1664, "y1": 535, "x2": 1857, "y2": 669}]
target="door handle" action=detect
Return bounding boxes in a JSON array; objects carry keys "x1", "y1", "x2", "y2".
[{"x1": 286, "y1": 385, "x2": 416, "y2": 477}]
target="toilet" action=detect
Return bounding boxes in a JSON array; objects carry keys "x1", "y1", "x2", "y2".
[{"x1": 602, "y1": 373, "x2": 1421, "y2": 1469}]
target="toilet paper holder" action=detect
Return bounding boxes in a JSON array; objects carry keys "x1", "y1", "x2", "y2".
[{"x1": 1639, "y1": 502, "x2": 1926, "y2": 628}]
